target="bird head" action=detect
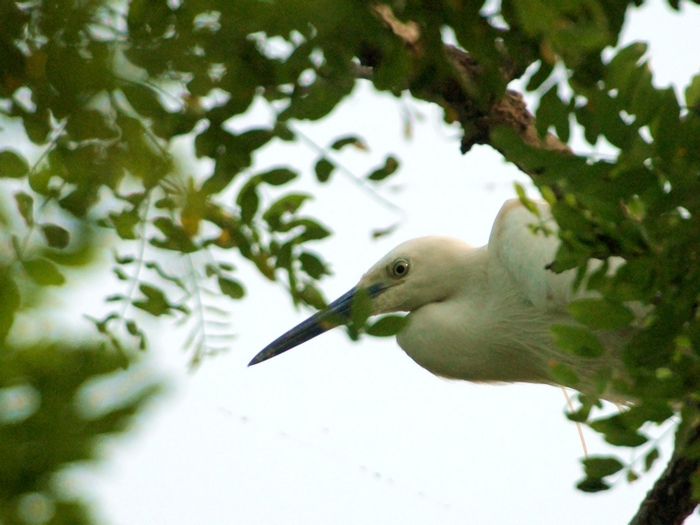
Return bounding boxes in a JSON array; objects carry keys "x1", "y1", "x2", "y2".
[{"x1": 248, "y1": 236, "x2": 474, "y2": 366}]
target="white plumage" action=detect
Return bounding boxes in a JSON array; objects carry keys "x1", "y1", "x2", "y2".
[{"x1": 249, "y1": 199, "x2": 628, "y2": 394}]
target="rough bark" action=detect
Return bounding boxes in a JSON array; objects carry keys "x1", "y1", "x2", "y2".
[{"x1": 629, "y1": 423, "x2": 700, "y2": 525}]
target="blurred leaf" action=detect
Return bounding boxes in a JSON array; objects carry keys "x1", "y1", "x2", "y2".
[
  {"x1": 351, "y1": 288, "x2": 373, "y2": 330},
  {"x1": 260, "y1": 168, "x2": 297, "y2": 186},
  {"x1": 331, "y1": 136, "x2": 365, "y2": 150},
  {"x1": 536, "y1": 85, "x2": 570, "y2": 142},
  {"x1": 151, "y1": 217, "x2": 197, "y2": 253},
  {"x1": 0, "y1": 271, "x2": 20, "y2": 342},
  {"x1": 0, "y1": 149, "x2": 29, "y2": 178},
  {"x1": 237, "y1": 185, "x2": 260, "y2": 224},
  {"x1": 367, "y1": 156, "x2": 399, "y2": 181},
  {"x1": 577, "y1": 477, "x2": 611, "y2": 493},
  {"x1": 218, "y1": 276, "x2": 245, "y2": 300},
  {"x1": 263, "y1": 193, "x2": 312, "y2": 231},
  {"x1": 567, "y1": 299, "x2": 635, "y2": 330},
  {"x1": 686, "y1": 73, "x2": 700, "y2": 110},
  {"x1": 314, "y1": 157, "x2": 334, "y2": 183},
  {"x1": 551, "y1": 325, "x2": 606, "y2": 358},
  {"x1": 298, "y1": 283, "x2": 326, "y2": 310},
  {"x1": 299, "y1": 252, "x2": 327, "y2": 279},
  {"x1": 132, "y1": 284, "x2": 172, "y2": 316},
  {"x1": 549, "y1": 362, "x2": 580, "y2": 386},
  {"x1": 526, "y1": 61, "x2": 553, "y2": 91},
  {"x1": 22, "y1": 258, "x2": 65, "y2": 286},
  {"x1": 366, "y1": 315, "x2": 408, "y2": 337},
  {"x1": 583, "y1": 456, "x2": 624, "y2": 478},
  {"x1": 109, "y1": 209, "x2": 139, "y2": 240},
  {"x1": 589, "y1": 414, "x2": 648, "y2": 447},
  {"x1": 40, "y1": 224, "x2": 70, "y2": 249},
  {"x1": 644, "y1": 448, "x2": 660, "y2": 472},
  {"x1": 14, "y1": 192, "x2": 34, "y2": 226}
]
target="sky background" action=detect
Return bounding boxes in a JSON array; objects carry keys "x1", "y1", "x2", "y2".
[{"x1": 30, "y1": 3, "x2": 700, "y2": 524}]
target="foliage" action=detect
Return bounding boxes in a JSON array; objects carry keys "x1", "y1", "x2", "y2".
[
  {"x1": 0, "y1": 340, "x2": 161, "y2": 524},
  {"x1": 2, "y1": 0, "x2": 700, "y2": 515}
]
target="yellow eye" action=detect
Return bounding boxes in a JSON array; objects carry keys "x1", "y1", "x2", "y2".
[{"x1": 390, "y1": 259, "x2": 409, "y2": 278}]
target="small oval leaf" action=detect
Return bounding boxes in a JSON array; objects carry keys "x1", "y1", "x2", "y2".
[
  {"x1": 314, "y1": 158, "x2": 334, "y2": 183},
  {"x1": 22, "y1": 258, "x2": 65, "y2": 286},
  {"x1": 218, "y1": 276, "x2": 245, "y2": 300},
  {"x1": 41, "y1": 223, "x2": 70, "y2": 249}
]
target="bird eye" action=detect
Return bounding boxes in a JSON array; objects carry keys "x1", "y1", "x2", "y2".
[{"x1": 390, "y1": 259, "x2": 409, "y2": 278}]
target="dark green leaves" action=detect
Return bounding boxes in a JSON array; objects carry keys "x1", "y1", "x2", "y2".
[
  {"x1": 314, "y1": 157, "x2": 335, "y2": 182},
  {"x1": 40, "y1": 224, "x2": 70, "y2": 249},
  {"x1": 367, "y1": 156, "x2": 400, "y2": 181},
  {"x1": 566, "y1": 299, "x2": 634, "y2": 330},
  {"x1": 331, "y1": 136, "x2": 364, "y2": 150},
  {"x1": 260, "y1": 168, "x2": 297, "y2": 186},
  {"x1": 133, "y1": 284, "x2": 183, "y2": 316},
  {"x1": 366, "y1": 315, "x2": 408, "y2": 337},
  {"x1": 685, "y1": 73, "x2": 700, "y2": 110},
  {"x1": 0, "y1": 150, "x2": 29, "y2": 178},
  {"x1": 21, "y1": 258, "x2": 65, "y2": 286},
  {"x1": 551, "y1": 325, "x2": 606, "y2": 358},
  {"x1": 14, "y1": 192, "x2": 33, "y2": 226},
  {"x1": 0, "y1": 270, "x2": 20, "y2": 342},
  {"x1": 218, "y1": 277, "x2": 245, "y2": 300},
  {"x1": 535, "y1": 85, "x2": 570, "y2": 142},
  {"x1": 577, "y1": 456, "x2": 625, "y2": 493}
]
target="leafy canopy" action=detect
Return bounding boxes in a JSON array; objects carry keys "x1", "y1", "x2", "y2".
[{"x1": 2, "y1": 0, "x2": 700, "y2": 512}]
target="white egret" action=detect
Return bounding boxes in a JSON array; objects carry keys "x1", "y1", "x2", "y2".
[{"x1": 249, "y1": 199, "x2": 627, "y2": 394}]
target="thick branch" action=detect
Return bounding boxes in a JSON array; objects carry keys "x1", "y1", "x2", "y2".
[{"x1": 629, "y1": 423, "x2": 700, "y2": 525}]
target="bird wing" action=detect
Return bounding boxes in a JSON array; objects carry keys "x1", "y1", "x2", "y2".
[{"x1": 487, "y1": 198, "x2": 576, "y2": 311}]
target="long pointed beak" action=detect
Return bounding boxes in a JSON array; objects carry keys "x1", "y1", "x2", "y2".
[
  {"x1": 248, "y1": 287, "x2": 359, "y2": 366},
  {"x1": 248, "y1": 283, "x2": 385, "y2": 367}
]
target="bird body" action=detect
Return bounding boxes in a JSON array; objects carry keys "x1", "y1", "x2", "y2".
[{"x1": 250, "y1": 199, "x2": 628, "y2": 395}]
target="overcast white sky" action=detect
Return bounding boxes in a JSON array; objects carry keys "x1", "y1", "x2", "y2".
[{"x1": 43, "y1": 3, "x2": 700, "y2": 524}]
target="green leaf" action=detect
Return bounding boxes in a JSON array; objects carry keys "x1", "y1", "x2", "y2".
[
  {"x1": 351, "y1": 288, "x2": 373, "y2": 329},
  {"x1": 22, "y1": 258, "x2": 66, "y2": 286},
  {"x1": 367, "y1": 156, "x2": 399, "y2": 181},
  {"x1": 589, "y1": 415, "x2": 648, "y2": 447},
  {"x1": 0, "y1": 271, "x2": 20, "y2": 342},
  {"x1": 583, "y1": 456, "x2": 624, "y2": 478},
  {"x1": 40, "y1": 224, "x2": 70, "y2": 249},
  {"x1": 298, "y1": 283, "x2": 326, "y2": 310},
  {"x1": 576, "y1": 477, "x2": 611, "y2": 493},
  {"x1": 566, "y1": 299, "x2": 635, "y2": 330},
  {"x1": 551, "y1": 325, "x2": 606, "y2": 358},
  {"x1": 526, "y1": 61, "x2": 553, "y2": 91},
  {"x1": 644, "y1": 448, "x2": 659, "y2": 472},
  {"x1": 366, "y1": 315, "x2": 408, "y2": 337},
  {"x1": 263, "y1": 193, "x2": 312, "y2": 230},
  {"x1": 151, "y1": 217, "x2": 198, "y2": 253},
  {"x1": 0, "y1": 149, "x2": 29, "y2": 178},
  {"x1": 218, "y1": 276, "x2": 245, "y2": 300},
  {"x1": 260, "y1": 168, "x2": 297, "y2": 186},
  {"x1": 133, "y1": 284, "x2": 171, "y2": 316},
  {"x1": 535, "y1": 85, "x2": 570, "y2": 142},
  {"x1": 685, "y1": 73, "x2": 700, "y2": 109},
  {"x1": 549, "y1": 362, "x2": 580, "y2": 386},
  {"x1": 237, "y1": 185, "x2": 259, "y2": 224},
  {"x1": 331, "y1": 136, "x2": 365, "y2": 150},
  {"x1": 14, "y1": 191, "x2": 34, "y2": 226},
  {"x1": 299, "y1": 252, "x2": 327, "y2": 279},
  {"x1": 314, "y1": 157, "x2": 335, "y2": 183},
  {"x1": 110, "y1": 209, "x2": 140, "y2": 240}
]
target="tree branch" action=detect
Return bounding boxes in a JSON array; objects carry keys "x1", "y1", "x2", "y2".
[{"x1": 629, "y1": 422, "x2": 700, "y2": 525}]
